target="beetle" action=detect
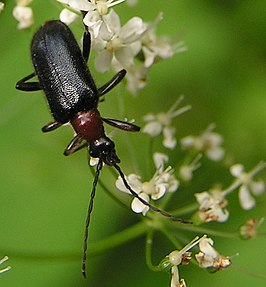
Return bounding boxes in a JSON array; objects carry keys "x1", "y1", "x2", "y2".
[{"x1": 16, "y1": 20, "x2": 189, "y2": 277}]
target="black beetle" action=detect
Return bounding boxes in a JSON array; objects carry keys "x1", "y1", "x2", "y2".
[{"x1": 16, "y1": 20, "x2": 188, "y2": 277}]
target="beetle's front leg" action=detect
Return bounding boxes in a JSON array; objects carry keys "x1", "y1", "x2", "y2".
[
  {"x1": 42, "y1": 121, "x2": 62, "y2": 132},
  {"x1": 102, "y1": 118, "x2": 140, "y2": 132},
  {"x1": 98, "y1": 70, "x2": 127, "y2": 97},
  {"x1": 16, "y1": 72, "x2": 42, "y2": 91},
  {"x1": 82, "y1": 31, "x2": 91, "y2": 63},
  {"x1": 64, "y1": 135, "x2": 86, "y2": 156}
]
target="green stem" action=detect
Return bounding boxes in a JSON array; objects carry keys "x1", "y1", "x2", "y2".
[
  {"x1": 5, "y1": 221, "x2": 148, "y2": 261},
  {"x1": 145, "y1": 229, "x2": 161, "y2": 272},
  {"x1": 168, "y1": 223, "x2": 239, "y2": 239},
  {"x1": 171, "y1": 202, "x2": 198, "y2": 217},
  {"x1": 88, "y1": 221, "x2": 148, "y2": 256}
]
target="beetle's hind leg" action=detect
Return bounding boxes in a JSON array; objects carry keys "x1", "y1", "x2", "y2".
[{"x1": 16, "y1": 72, "x2": 42, "y2": 91}]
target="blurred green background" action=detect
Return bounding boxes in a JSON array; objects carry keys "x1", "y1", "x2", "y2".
[{"x1": 0, "y1": 1, "x2": 266, "y2": 286}]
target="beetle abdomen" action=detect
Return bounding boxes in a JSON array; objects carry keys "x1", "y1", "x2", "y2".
[{"x1": 31, "y1": 20, "x2": 98, "y2": 123}]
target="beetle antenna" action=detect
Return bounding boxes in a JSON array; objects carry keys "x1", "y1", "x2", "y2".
[
  {"x1": 114, "y1": 164, "x2": 191, "y2": 224},
  {"x1": 82, "y1": 159, "x2": 103, "y2": 278}
]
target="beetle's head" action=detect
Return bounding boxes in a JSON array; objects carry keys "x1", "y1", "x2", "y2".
[{"x1": 89, "y1": 136, "x2": 120, "y2": 166}]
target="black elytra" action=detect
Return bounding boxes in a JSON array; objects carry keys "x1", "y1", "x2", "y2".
[{"x1": 16, "y1": 20, "x2": 190, "y2": 278}]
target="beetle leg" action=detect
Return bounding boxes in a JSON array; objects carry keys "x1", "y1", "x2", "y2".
[
  {"x1": 98, "y1": 69, "x2": 127, "y2": 97},
  {"x1": 42, "y1": 121, "x2": 62, "y2": 132},
  {"x1": 64, "y1": 135, "x2": 86, "y2": 156},
  {"x1": 82, "y1": 31, "x2": 91, "y2": 63},
  {"x1": 102, "y1": 118, "x2": 140, "y2": 132},
  {"x1": 16, "y1": 72, "x2": 42, "y2": 91}
]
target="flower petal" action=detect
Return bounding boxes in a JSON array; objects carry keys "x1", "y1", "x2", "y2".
[
  {"x1": 142, "y1": 121, "x2": 162, "y2": 137},
  {"x1": 120, "y1": 17, "x2": 147, "y2": 43},
  {"x1": 115, "y1": 173, "x2": 142, "y2": 194},
  {"x1": 230, "y1": 164, "x2": 244, "y2": 177},
  {"x1": 131, "y1": 192, "x2": 150, "y2": 215},
  {"x1": 153, "y1": 152, "x2": 169, "y2": 170},
  {"x1": 59, "y1": 8, "x2": 78, "y2": 25},
  {"x1": 94, "y1": 50, "x2": 112, "y2": 73},
  {"x1": 239, "y1": 185, "x2": 255, "y2": 210},
  {"x1": 250, "y1": 180, "x2": 265, "y2": 196}
]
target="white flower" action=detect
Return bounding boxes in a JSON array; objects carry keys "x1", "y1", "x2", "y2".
[
  {"x1": 124, "y1": 65, "x2": 148, "y2": 95},
  {"x1": 92, "y1": 10, "x2": 146, "y2": 72},
  {"x1": 143, "y1": 96, "x2": 191, "y2": 149},
  {"x1": 230, "y1": 163, "x2": 265, "y2": 210},
  {"x1": 0, "y1": 256, "x2": 11, "y2": 274},
  {"x1": 179, "y1": 154, "x2": 202, "y2": 181},
  {"x1": 166, "y1": 236, "x2": 203, "y2": 287},
  {"x1": 13, "y1": 1, "x2": 34, "y2": 29},
  {"x1": 83, "y1": 0, "x2": 125, "y2": 37},
  {"x1": 141, "y1": 13, "x2": 187, "y2": 68},
  {"x1": 195, "y1": 187, "x2": 229, "y2": 223},
  {"x1": 180, "y1": 124, "x2": 224, "y2": 161},
  {"x1": 57, "y1": 0, "x2": 125, "y2": 30},
  {"x1": 195, "y1": 237, "x2": 231, "y2": 270},
  {"x1": 115, "y1": 152, "x2": 179, "y2": 215}
]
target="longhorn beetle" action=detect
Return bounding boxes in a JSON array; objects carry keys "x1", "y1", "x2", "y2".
[{"x1": 16, "y1": 20, "x2": 189, "y2": 277}]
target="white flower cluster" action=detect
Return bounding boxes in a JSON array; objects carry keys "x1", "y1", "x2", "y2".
[
  {"x1": 143, "y1": 96, "x2": 191, "y2": 149},
  {"x1": 195, "y1": 187, "x2": 229, "y2": 223},
  {"x1": 116, "y1": 152, "x2": 179, "y2": 215},
  {"x1": 180, "y1": 124, "x2": 224, "y2": 161},
  {"x1": 13, "y1": 0, "x2": 34, "y2": 29},
  {"x1": 195, "y1": 161, "x2": 266, "y2": 223},
  {"x1": 56, "y1": 0, "x2": 185, "y2": 94},
  {"x1": 163, "y1": 235, "x2": 230, "y2": 287},
  {"x1": 230, "y1": 163, "x2": 265, "y2": 210}
]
